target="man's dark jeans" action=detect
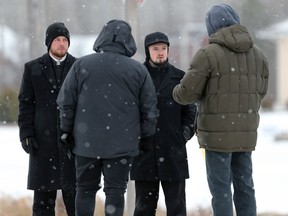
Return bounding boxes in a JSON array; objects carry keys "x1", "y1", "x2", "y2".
[
  {"x1": 75, "y1": 155, "x2": 133, "y2": 216},
  {"x1": 205, "y1": 150, "x2": 256, "y2": 216}
]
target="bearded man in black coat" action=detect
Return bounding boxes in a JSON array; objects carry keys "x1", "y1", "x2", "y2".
[
  {"x1": 130, "y1": 32, "x2": 198, "y2": 216},
  {"x1": 18, "y1": 22, "x2": 77, "y2": 216}
]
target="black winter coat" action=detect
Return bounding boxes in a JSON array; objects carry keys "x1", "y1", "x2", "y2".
[
  {"x1": 57, "y1": 20, "x2": 159, "y2": 159},
  {"x1": 130, "y1": 62, "x2": 197, "y2": 181},
  {"x1": 18, "y1": 53, "x2": 76, "y2": 191}
]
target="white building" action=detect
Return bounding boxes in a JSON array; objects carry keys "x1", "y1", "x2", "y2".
[{"x1": 257, "y1": 19, "x2": 288, "y2": 108}]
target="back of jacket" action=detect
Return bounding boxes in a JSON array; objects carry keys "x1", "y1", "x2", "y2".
[
  {"x1": 57, "y1": 20, "x2": 158, "y2": 158},
  {"x1": 173, "y1": 24, "x2": 269, "y2": 152}
]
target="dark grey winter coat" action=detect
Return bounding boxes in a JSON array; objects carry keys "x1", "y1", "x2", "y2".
[
  {"x1": 57, "y1": 20, "x2": 159, "y2": 159},
  {"x1": 18, "y1": 53, "x2": 76, "y2": 191},
  {"x1": 130, "y1": 62, "x2": 197, "y2": 181}
]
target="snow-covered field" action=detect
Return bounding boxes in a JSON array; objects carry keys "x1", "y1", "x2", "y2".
[{"x1": 1, "y1": 110, "x2": 288, "y2": 214}]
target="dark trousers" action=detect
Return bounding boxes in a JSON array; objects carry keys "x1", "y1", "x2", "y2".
[
  {"x1": 33, "y1": 189, "x2": 76, "y2": 216},
  {"x1": 206, "y1": 150, "x2": 256, "y2": 216},
  {"x1": 133, "y1": 180, "x2": 186, "y2": 216},
  {"x1": 75, "y1": 155, "x2": 133, "y2": 216}
]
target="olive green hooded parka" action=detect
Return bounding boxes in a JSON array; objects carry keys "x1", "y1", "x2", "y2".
[{"x1": 173, "y1": 24, "x2": 269, "y2": 152}]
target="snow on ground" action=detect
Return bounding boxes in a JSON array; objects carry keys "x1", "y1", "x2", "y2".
[{"x1": 1, "y1": 110, "x2": 288, "y2": 214}]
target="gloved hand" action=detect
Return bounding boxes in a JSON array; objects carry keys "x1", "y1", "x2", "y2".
[
  {"x1": 59, "y1": 132, "x2": 74, "y2": 159},
  {"x1": 183, "y1": 125, "x2": 195, "y2": 142},
  {"x1": 139, "y1": 135, "x2": 154, "y2": 153},
  {"x1": 60, "y1": 132, "x2": 74, "y2": 149},
  {"x1": 21, "y1": 137, "x2": 39, "y2": 155}
]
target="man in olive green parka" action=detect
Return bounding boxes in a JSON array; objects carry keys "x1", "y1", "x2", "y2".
[{"x1": 173, "y1": 4, "x2": 269, "y2": 216}]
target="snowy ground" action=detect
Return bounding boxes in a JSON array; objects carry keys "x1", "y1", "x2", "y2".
[{"x1": 1, "y1": 110, "x2": 288, "y2": 214}]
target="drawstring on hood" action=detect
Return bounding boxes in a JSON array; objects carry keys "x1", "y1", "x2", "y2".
[
  {"x1": 206, "y1": 4, "x2": 240, "y2": 36},
  {"x1": 93, "y1": 19, "x2": 137, "y2": 57}
]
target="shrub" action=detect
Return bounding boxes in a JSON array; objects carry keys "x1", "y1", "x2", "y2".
[{"x1": 0, "y1": 88, "x2": 18, "y2": 123}]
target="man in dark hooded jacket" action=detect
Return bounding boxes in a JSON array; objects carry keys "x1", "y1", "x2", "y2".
[
  {"x1": 57, "y1": 19, "x2": 159, "y2": 216},
  {"x1": 173, "y1": 4, "x2": 269, "y2": 216}
]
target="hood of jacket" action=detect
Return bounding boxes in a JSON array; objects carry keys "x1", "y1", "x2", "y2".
[
  {"x1": 93, "y1": 19, "x2": 137, "y2": 57},
  {"x1": 206, "y1": 4, "x2": 240, "y2": 36},
  {"x1": 209, "y1": 24, "x2": 253, "y2": 53}
]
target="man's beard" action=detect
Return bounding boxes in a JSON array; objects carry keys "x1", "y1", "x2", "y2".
[
  {"x1": 150, "y1": 59, "x2": 168, "y2": 67},
  {"x1": 50, "y1": 49, "x2": 67, "y2": 59}
]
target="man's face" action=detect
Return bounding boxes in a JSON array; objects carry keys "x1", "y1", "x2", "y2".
[
  {"x1": 49, "y1": 36, "x2": 69, "y2": 59},
  {"x1": 148, "y1": 43, "x2": 168, "y2": 65}
]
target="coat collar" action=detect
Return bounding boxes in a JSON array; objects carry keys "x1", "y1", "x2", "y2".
[
  {"x1": 39, "y1": 53, "x2": 75, "y2": 92},
  {"x1": 145, "y1": 61, "x2": 175, "y2": 91}
]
